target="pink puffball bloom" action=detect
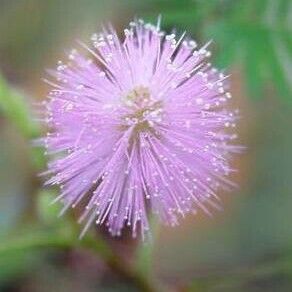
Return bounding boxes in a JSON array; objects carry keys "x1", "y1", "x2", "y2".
[{"x1": 42, "y1": 18, "x2": 240, "y2": 239}]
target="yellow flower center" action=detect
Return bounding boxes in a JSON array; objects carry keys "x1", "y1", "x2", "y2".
[{"x1": 122, "y1": 86, "x2": 163, "y2": 133}]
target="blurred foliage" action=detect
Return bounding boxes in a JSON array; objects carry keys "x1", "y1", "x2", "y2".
[
  {"x1": 0, "y1": 191, "x2": 128, "y2": 289},
  {"x1": 0, "y1": 74, "x2": 45, "y2": 169},
  {"x1": 0, "y1": 74, "x2": 38, "y2": 138},
  {"x1": 136, "y1": 0, "x2": 292, "y2": 101},
  {"x1": 37, "y1": 190, "x2": 61, "y2": 225},
  {"x1": 135, "y1": 216, "x2": 160, "y2": 279}
]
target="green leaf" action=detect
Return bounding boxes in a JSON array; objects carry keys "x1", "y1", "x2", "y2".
[
  {"x1": 0, "y1": 229, "x2": 72, "y2": 254},
  {"x1": 0, "y1": 74, "x2": 46, "y2": 169},
  {"x1": 0, "y1": 248, "x2": 41, "y2": 285},
  {"x1": 37, "y1": 190, "x2": 62, "y2": 225},
  {"x1": 204, "y1": 21, "x2": 239, "y2": 69},
  {"x1": 0, "y1": 74, "x2": 39, "y2": 138},
  {"x1": 0, "y1": 224, "x2": 113, "y2": 264},
  {"x1": 135, "y1": 216, "x2": 160, "y2": 277},
  {"x1": 244, "y1": 28, "x2": 267, "y2": 99},
  {"x1": 264, "y1": 33, "x2": 292, "y2": 101}
]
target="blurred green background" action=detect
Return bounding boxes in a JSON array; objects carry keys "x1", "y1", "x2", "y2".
[{"x1": 0, "y1": 0, "x2": 291, "y2": 291}]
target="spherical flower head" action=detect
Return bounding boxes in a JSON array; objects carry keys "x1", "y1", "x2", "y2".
[{"x1": 42, "y1": 18, "x2": 240, "y2": 239}]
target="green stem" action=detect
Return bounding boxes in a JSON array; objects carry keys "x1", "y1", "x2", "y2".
[
  {"x1": 82, "y1": 235, "x2": 158, "y2": 292},
  {"x1": 0, "y1": 228, "x2": 158, "y2": 292}
]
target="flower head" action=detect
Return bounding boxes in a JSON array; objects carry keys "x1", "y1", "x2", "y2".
[{"x1": 42, "y1": 18, "x2": 240, "y2": 239}]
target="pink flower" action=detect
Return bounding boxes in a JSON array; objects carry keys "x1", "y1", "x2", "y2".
[{"x1": 42, "y1": 18, "x2": 240, "y2": 239}]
